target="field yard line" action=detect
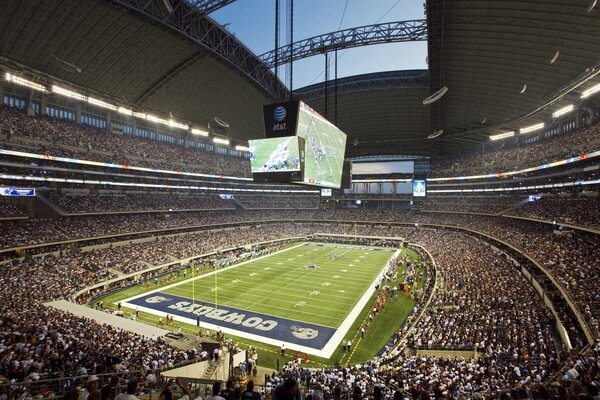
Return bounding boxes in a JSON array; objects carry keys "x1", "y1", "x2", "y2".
[
  {"x1": 170, "y1": 285, "x2": 350, "y2": 316},
  {"x1": 119, "y1": 242, "x2": 307, "y2": 304},
  {"x1": 319, "y1": 249, "x2": 402, "y2": 358},
  {"x1": 234, "y1": 247, "x2": 355, "y2": 320},
  {"x1": 172, "y1": 280, "x2": 362, "y2": 303}
]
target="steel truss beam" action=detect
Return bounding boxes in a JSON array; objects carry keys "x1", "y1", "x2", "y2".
[
  {"x1": 110, "y1": 0, "x2": 288, "y2": 100},
  {"x1": 294, "y1": 70, "x2": 429, "y2": 102},
  {"x1": 186, "y1": 0, "x2": 236, "y2": 15},
  {"x1": 259, "y1": 20, "x2": 428, "y2": 68}
]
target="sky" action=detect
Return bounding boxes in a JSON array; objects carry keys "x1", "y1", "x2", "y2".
[{"x1": 211, "y1": 0, "x2": 428, "y2": 89}]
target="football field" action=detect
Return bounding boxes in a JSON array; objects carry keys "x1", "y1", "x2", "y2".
[{"x1": 121, "y1": 242, "x2": 397, "y2": 357}]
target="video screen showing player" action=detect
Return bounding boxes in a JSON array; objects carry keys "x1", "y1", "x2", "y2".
[
  {"x1": 296, "y1": 102, "x2": 347, "y2": 188},
  {"x1": 413, "y1": 179, "x2": 426, "y2": 197},
  {"x1": 248, "y1": 136, "x2": 301, "y2": 173}
]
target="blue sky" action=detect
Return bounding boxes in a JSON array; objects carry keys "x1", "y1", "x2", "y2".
[{"x1": 212, "y1": 0, "x2": 428, "y2": 89}]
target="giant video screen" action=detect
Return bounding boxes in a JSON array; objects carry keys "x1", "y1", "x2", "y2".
[
  {"x1": 249, "y1": 136, "x2": 301, "y2": 173},
  {"x1": 296, "y1": 101, "x2": 347, "y2": 188}
]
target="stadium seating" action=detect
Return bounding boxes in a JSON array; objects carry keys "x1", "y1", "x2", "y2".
[
  {"x1": 42, "y1": 191, "x2": 235, "y2": 214},
  {"x1": 0, "y1": 107, "x2": 252, "y2": 177},
  {"x1": 235, "y1": 194, "x2": 320, "y2": 209},
  {"x1": 0, "y1": 220, "x2": 564, "y2": 389},
  {"x1": 428, "y1": 121, "x2": 600, "y2": 177},
  {"x1": 507, "y1": 195, "x2": 600, "y2": 229},
  {"x1": 1, "y1": 107, "x2": 599, "y2": 398},
  {"x1": 3, "y1": 107, "x2": 598, "y2": 182},
  {"x1": 0, "y1": 197, "x2": 26, "y2": 218},
  {"x1": 421, "y1": 195, "x2": 526, "y2": 214}
]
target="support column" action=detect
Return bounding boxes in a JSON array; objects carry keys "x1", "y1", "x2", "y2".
[
  {"x1": 575, "y1": 110, "x2": 582, "y2": 130},
  {"x1": 76, "y1": 103, "x2": 82, "y2": 124},
  {"x1": 106, "y1": 111, "x2": 112, "y2": 129},
  {"x1": 26, "y1": 90, "x2": 35, "y2": 116},
  {"x1": 0, "y1": 83, "x2": 4, "y2": 106},
  {"x1": 132, "y1": 118, "x2": 137, "y2": 136},
  {"x1": 40, "y1": 94, "x2": 47, "y2": 116},
  {"x1": 558, "y1": 120, "x2": 564, "y2": 135}
]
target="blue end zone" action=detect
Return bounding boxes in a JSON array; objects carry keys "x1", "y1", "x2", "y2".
[{"x1": 129, "y1": 292, "x2": 336, "y2": 350}]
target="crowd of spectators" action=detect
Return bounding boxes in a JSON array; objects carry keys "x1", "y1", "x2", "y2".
[
  {"x1": 0, "y1": 216, "x2": 596, "y2": 400},
  {"x1": 508, "y1": 195, "x2": 600, "y2": 228},
  {"x1": 43, "y1": 191, "x2": 235, "y2": 214},
  {"x1": 2, "y1": 107, "x2": 599, "y2": 184},
  {"x1": 0, "y1": 107, "x2": 251, "y2": 177},
  {"x1": 0, "y1": 254, "x2": 198, "y2": 382},
  {"x1": 236, "y1": 195, "x2": 321, "y2": 209},
  {"x1": 404, "y1": 229, "x2": 555, "y2": 354},
  {"x1": 429, "y1": 121, "x2": 600, "y2": 176},
  {"x1": 0, "y1": 209, "x2": 359, "y2": 249},
  {"x1": 421, "y1": 196, "x2": 525, "y2": 214},
  {"x1": 380, "y1": 213, "x2": 599, "y2": 337},
  {"x1": 0, "y1": 224, "x2": 328, "y2": 385},
  {"x1": 0, "y1": 197, "x2": 26, "y2": 218},
  {"x1": 0, "y1": 219, "x2": 566, "y2": 393},
  {"x1": 0, "y1": 191, "x2": 598, "y2": 396}
]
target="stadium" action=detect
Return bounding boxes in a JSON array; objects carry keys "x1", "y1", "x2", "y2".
[{"x1": 0, "y1": 0, "x2": 599, "y2": 399}]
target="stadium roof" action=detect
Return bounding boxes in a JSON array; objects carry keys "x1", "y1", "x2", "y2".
[
  {"x1": 296, "y1": 0, "x2": 600, "y2": 156},
  {"x1": 0, "y1": 0, "x2": 599, "y2": 157},
  {"x1": 0, "y1": 0, "x2": 281, "y2": 138},
  {"x1": 426, "y1": 0, "x2": 600, "y2": 153}
]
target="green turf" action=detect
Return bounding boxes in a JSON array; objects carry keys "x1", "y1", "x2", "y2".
[
  {"x1": 163, "y1": 243, "x2": 394, "y2": 327},
  {"x1": 93, "y1": 243, "x2": 425, "y2": 368}
]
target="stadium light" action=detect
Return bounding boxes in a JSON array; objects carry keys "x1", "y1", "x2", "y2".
[
  {"x1": 87, "y1": 97, "x2": 117, "y2": 111},
  {"x1": 422, "y1": 86, "x2": 448, "y2": 105},
  {"x1": 235, "y1": 145, "x2": 250, "y2": 152},
  {"x1": 191, "y1": 128, "x2": 209, "y2": 136},
  {"x1": 489, "y1": 131, "x2": 515, "y2": 141},
  {"x1": 552, "y1": 105, "x2": 574, "y2": 118},
  {"x1": 132, "y1": 111, "x2": 146, "y2": 119},
  {"x1": 581, "y1": 83, "x2": 600, "y2": 98},
  {"x1": 519, "y1": 123, "x2": 544, "y2": 134},
  {"x1": 213, "y1": 137, "x2": 230, "y2": 145},
  {"x1": 5, "y1": 73, "x2": 47, "y2": 92},
  {"x1": 168, "y1": 119, "x2": 188, "y2": 130},
  {"x1": 146, "y1": 114, "x2": 168, "y2": 125},
  {"x1": 427, "y1": 129, "x2": 444, "y2": 139},
  {"x1": 117, "y1": 106, "x2": 132, "y2": 116},
  {"x1": 52, "y1": 85, "x2": 87, "y2": 101}
]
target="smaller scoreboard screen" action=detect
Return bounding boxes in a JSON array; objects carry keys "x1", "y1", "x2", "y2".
[
  {"x1": 249, "y1": 136, "x2": 301, "y2": 173},
  {"x1": 412, "y1": 180, "x2": 426, "y2": 197}
]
